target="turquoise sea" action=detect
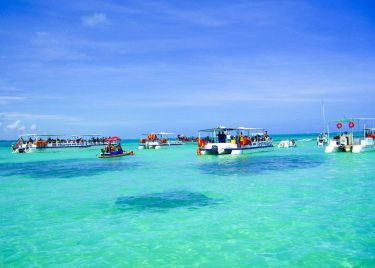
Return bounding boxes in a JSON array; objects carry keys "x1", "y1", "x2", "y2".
[{"x1": 0, "y1": 135, "x2": 374, "y2": 267}]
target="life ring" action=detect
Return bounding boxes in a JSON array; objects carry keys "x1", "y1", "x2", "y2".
[
  {"x1": 336, "y1": 122, "x2": 343, "y2": 129},
  {"x1": 348, "y1": 121, "x2": 355, "y2": 128}
]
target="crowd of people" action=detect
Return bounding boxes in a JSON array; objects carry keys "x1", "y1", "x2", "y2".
[
  {"x1": 177, "y1": 135, "x2": 198, "y2": 142},
  {"x1": 201, "y1": 131, "x2": 271, "y2": 147},
  {"x1": 102, "y1": 143, "x2": 124, "y2": 155},
  {"x1": 16, "y1": 136, "x2": 110, "y2": 146}
]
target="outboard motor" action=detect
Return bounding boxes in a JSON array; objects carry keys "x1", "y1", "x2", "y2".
[{"x1": 211, "y1": 145, "x2": 219, "y2": 155}]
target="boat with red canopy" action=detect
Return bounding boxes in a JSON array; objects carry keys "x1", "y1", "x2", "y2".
[{"x1": 98, "y1": 136, "x2": 135, "y2": 158}]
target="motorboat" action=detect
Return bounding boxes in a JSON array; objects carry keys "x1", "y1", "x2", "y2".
[
  {"x1": 11, "y1": 144, "x2": 32, "y2": 154},
  {"x1": 98, "y1": 136, "x2": 135, "y2": 158},
  {"x1": 98, "y1": 151, "x2": 135, "y2": 158},
  {"x1": 325, "y1": 118, "x2": 375, "y2": 153},
  {"x1": 316, "y1": 133, "x2": 328, "y2": 146},
  {"x1": 317, "y1": 102, "x2": 329, "y2": 146},
  {"x1": 197, "y1": 126, "x2": 273, "y2": 155},
  {"x1": 278, "y1": 139, "x2": 297, "y2": 148},
  {"x1": 138, "y1": 132, "x2": 183, "y2": 149}
]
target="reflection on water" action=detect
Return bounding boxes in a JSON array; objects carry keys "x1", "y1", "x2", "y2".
[
  {"x1": 199, "y1": 155, "x2": 324, "y2": 176},
  {"x1": 116, "y1": 191, "x2": 219, "y2": 211},
  {"x1": 0, "y1": 158, "x2": 141, "y2": 179}
]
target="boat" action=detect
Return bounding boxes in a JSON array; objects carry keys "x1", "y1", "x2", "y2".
[
  {"x1": 278, "y1": 139, "x2": 297, "y2": 148},
  {"x1": 11, "y1": 134, "x2": 109, "y2": 153},
  {"x1": 317, "y1": 133, "x2": 328, "y2": 146},
  {"x1": 98, "y1": 151, "x2": 135, "y2": 158},
  {"x1": 11, "y1": 144, "x2": 32, "y2": 153},
  {"x1": 317, "y1": 102, "x2": 329, "y2": 146},
  {"x1": 325, "y1": 118, "x2": 375, "y2": 153},
  {"x1": 98, "y1": 136, "x2": 135, "y2": 158},
  {"x1": 138, "y1": 132, "x2": 183, "y2": 149},
  {"x1": 197, "y1": 126, "x2": 273, "y2": 155}
]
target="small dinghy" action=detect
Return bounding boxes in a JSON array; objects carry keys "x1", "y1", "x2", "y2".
[{"x1": 98, "y1": 136, "x2": 135, "y2": 158}]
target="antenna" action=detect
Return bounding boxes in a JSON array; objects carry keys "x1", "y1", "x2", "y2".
[{"x1": 321, "y1": 101, "x2": 326, "y2": 133}]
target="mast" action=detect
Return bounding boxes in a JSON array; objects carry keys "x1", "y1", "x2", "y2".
[{"x1": 321, "y1": 101, "x2": 326, "y2": 133}]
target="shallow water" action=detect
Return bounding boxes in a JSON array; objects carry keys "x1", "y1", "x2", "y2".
[{"x1": 0, "y1": 136, "x2": 374, "y2": 267}]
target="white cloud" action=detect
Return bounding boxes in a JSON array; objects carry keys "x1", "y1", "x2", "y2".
[
  {"x1": 30, "y1": 123, "x2": 37, "y2": 131},
  {"x1": 0, "y1": 96, "x2": 25, "y2": 105},
  {"x1": 0, "y1": 96, "x2": 24, "y2": 101},
  {"x1": 6, "y1": 120, "x2": 20, "y2": 130},
  {"x1": 0, "y1": 112, "x2": 80, "y2": 122},
  {"x1": 18, "y1": 126, "x2": 26, "y2": 131},
  {"x1": 82, "y1": 13, "x2": 107, "y2": 26}
]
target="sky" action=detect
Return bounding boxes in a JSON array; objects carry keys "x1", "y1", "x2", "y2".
[{"x1": 0, "y1": 0, "x2": 375, "y2": 139}]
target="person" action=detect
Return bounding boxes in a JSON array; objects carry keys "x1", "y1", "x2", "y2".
[
  {"x1": 218, "y1": 131, "x2": 225, "y2": 143},
  {"x1": 239, "y1": 132, "x2": 244, "y2": 147},
  {"x1": 103, "y1": 143, "x2": 110, "y2": 153},
  {"x1": 117, "y1": 143, "x2": 123, "y2": 154},
  {"x1": 264, "y1": 131, "x2": 269, "y2": 140}
]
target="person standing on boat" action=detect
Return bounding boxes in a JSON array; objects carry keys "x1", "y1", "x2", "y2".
[
  {"x1": 239, "y1": 132, "x2": 244, "y2": 147},
  {"x1": 218, "y1": 131, "x2": 225, "y2": 143},
  {"x1": 264, "y1": 131, "x2": 269, "y2": 140}
]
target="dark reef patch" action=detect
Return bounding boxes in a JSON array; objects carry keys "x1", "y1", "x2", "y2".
[
  {"x1": 0, "y1": 158, "x2": 141, "y2": 179},
  {"x1": 116, "y1": 191, "x2": 219, "y2": 211},
  {"x1": 198, "y1": 155, "x2": 324, "y2": 176}
]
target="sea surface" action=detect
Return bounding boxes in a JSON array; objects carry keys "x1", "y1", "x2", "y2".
[{"x1": 0, "y1": 135, "x2": 374, "y2": 267}]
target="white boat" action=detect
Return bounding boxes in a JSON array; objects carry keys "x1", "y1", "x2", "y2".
[
  {"x1": 325, "y1": 118, "x2": 375, "y2": 153},
  {"x1": 278, "y1": 139, "x2": 297, "y2": 148},
  {"x1": 197, "y1": 126, "x2": 273, "y2": 155},
  {"x1": 317, "y1": 102, "x2": 329, "y2": 146},
  {"x1": 138, "y1": 132, "x2": 183, "y2": 149},
  {"x1": 11, "y1": 145, "x2": 32, "y2": 154},
  {"x1": 11, "y1": 134, "x2": 108, "y2": 153},
  {"x1": 316, "y1": 133, "x2": 328, "y2": 146}
]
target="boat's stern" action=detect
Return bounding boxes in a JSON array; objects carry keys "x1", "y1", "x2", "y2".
[
  {"x1": 325, "y1": 140, "x2": 339, "y2": 153},
  {"x1": 352, "y1": 138, "x2": 375, "y2": 153}
]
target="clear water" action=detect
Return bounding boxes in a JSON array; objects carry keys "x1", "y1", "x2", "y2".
[{"x1": 0, "y1": 135, "x2": 374, "y2": 267}]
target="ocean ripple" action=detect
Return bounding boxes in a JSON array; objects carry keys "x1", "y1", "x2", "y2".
[{"x1": 199, "y1": 155, "x2": 324, "y2": 176}]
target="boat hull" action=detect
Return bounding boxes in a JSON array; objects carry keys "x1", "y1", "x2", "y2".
[
  {"x1": 352, "y1": 138, "x2": 375, "y2": 153},
  {"x1": 326, "y1": 138, "x2": 375, "y2": 153},
  {"x1": 200, "y1": 142, "x2": 273, "y2": 155},
  {"x1": 138, "y1": 142, "x2": 183, "y2": 149},
  {"x1": 98, "y1": 152, "x2": 135, "y2": 158}
]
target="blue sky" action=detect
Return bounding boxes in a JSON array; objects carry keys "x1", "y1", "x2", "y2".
[{"x1": 1, "y1": 0, "x2": 374, "y2": 139}]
